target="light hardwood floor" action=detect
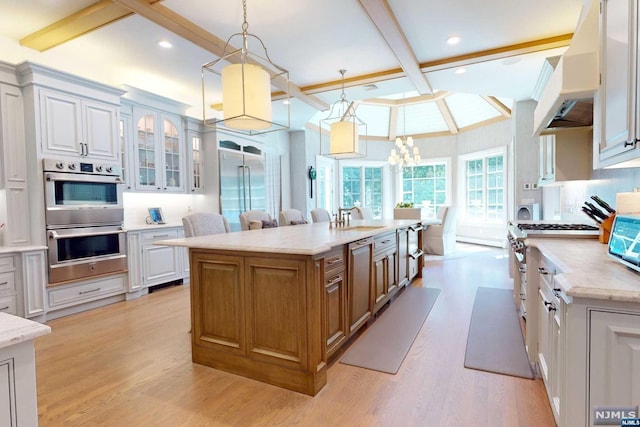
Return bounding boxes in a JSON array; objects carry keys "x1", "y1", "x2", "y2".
[{"x1": 34, "y1": 245, "x2": 555, "y2": 426}]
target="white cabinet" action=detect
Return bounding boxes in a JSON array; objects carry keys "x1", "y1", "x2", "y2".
[
  {"x1": 538, "y1": 128, "x2": 591, "y2": 186},
  {"x1": 589, "y1": 310, "x2": 640, "y2": 417},
  {"x1": 186, "y1": 128, "x2": 204, "y2": 193},
  {"x1": 0, "y1": 83, "x2": 29, "y2": 246},
  {"x1": 47, "y1": 274, "x2": 126, "y2": 311},
  {"x1": 132, "y1": 106, "x2": 185, "y2": 192},
  {"x1": 539, "y1": 133, "x2": 555, "y2": 183},
  {"x1": 127, "y1": 226, "x2": 187, "y2": 291},
  {"x1": 0, "y1": 256, "x2": 17, "y2": 316},
  {"x1": 21, "y1": 250, "x2": 46, "y2": 319},
  {"x1": 595, "y1": 0, "x2": 640, "y2": 168},
  {"x1": 38, "y1": 88, "x2": 119, "y2": 161},
  {"x1": 0, "y1": 250, "x2": 46, "y2": 319}
]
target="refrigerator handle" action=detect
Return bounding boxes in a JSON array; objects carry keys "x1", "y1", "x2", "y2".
[
  {"x1": 246, "y1": 165, "x2": 252, "y2": 210},
  {"x1": 238, "y1": 165, "x2": 247, "y2": 213}
]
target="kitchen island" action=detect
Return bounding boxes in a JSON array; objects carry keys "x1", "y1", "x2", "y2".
[{"x1": 157, "y1": 219, "x2": 426, "y2": 395}]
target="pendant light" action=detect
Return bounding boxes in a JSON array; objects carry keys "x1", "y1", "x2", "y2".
[
  {"x1": 201, "y1": 0, "x2": 290, "y2": 135},
  {"x1": 388, "y1": 94, "x2": 420, "y2": 169},
  {"x1": 320, "y1": 69, "x2": 367, "y2": 159}
]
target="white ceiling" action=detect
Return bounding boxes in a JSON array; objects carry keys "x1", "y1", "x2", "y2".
[{"x1": 0, "y1": 0, "x2": 587, "y2": 136}]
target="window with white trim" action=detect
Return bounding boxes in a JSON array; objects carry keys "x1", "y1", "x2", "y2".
[
  {"x1": 401, "y1": 162, "x2": 448, "y2": 218},
  {"x1": 341, "y1": 165, "x2": 383, "y2": 218},
  {"x1": 462, "y1": 151, "x2": 505, "y2": 222}
]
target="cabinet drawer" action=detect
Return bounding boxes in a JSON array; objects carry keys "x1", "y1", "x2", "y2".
[
  {"x1": 48, "y1": 275, "x2": 126, "y2": 309},
  {"x1": 0, "y1": 294, "x2": 17, "y2": 315},
  {"x1": 324, "y1": 246, "x2": 345, "y2": 274},
  {"x1": 142, "y1": 229, "x2": 179, "y2": 243},
  {"x1": 373, "y1": 233, "x2": 396, "y2": 254},
  {"x1": 0, "y1": 272, "x2": 16, "y2": 295},
  {"x1": 0, "y1": 256, "x2": 15, "y2": 272}
]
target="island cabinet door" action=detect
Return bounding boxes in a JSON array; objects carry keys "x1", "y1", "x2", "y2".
[
  {"x1": 348, "y1": 238, "x2": 373, "y2": 334},
  {"x1": 190, "y1": 252, "x2": 246, "y2": 356},
  {"x1": 325, "y1": 270, "x2": 347, "y2": 358},
  {"x1": 244, "y1": 257, "x2": 310, "y2": 370}
]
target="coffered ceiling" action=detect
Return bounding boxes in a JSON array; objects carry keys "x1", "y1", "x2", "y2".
[{"x1": 0, "y1": 0, "x2": 586, "y2": 138}]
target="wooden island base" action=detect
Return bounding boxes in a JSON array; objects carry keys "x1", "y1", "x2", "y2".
[
  {"x1": 189, "y1": 249, "x2": 327, "y2": 395},
  {"x1": 159, "y1": 219, "x2": 428, "y2": 395}
]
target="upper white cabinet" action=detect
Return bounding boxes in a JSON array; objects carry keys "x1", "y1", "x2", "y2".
[
  {"x1": 185, "y1": 118, "x2": 204, "y2": 193},
  {"x1": 132, "y1": 106, "x2": 185, "y2": 192},
  {"x1": 595, "y1": 0, "x2": 640, "y2": 168},
  {"x1": 38, "y1": 88, "x2": 119, "y2": 161},
  {"x1": 538, "y1": 128, "x2": 592, "y2": 185},
  {"x1": 16, "y1": 63, "x2": 124, "y2": 163},
  {"x1": 0, "y1": 83, "x2": 29, "y2": 246}
]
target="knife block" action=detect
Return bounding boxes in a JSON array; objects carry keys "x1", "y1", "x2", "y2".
[{"x1": 599, "y1": 214, "x2": 615, "y2": 244}]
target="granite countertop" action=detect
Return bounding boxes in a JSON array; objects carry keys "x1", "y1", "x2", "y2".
[
  {"x1": 0, "y1": 245, "x2": 47, "y2": 255},
  {"x1": 156, "y1": 219, "x2": 424, "y2": 256},
  {"x1": 0, "y1": 313, "x2": 51, "y2": 350},
  {"x1": 526, "y1": 238, "x2": 640, "y2": 303}
]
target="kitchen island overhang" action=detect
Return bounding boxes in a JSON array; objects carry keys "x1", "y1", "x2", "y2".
[{"x1": 157, "y1": 219, "x2": 427, "y2": 395}]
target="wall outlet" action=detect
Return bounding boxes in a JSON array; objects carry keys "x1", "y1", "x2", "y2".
[
  {"x1": 531, "y1": 183, "x2": 538, "y2": 189},
  {"x1": 523, "y1": 183, "x2": 531, "y2": 190}
]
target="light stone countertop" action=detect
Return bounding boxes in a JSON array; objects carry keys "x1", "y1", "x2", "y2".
[
  {"x1": 526, "y1": 238, "x2": 640, "y2": 303},
  {"x1": 157, "y1": 219, "x2": 427, "y2": 256},
  {"x1": 0, "y1": 245, "x2": 47, "y2": 255},
  {"x1": 0, "y1": 313, "x2": 51, "y2": 350},
  {"x1": 124, "y1": 222, "x2": 183, "y2": 232}
]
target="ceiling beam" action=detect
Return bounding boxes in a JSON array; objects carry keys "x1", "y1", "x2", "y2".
[
  {"x1": 112, "y1": 0, "x2": 328, "y2": 111},
  {"x1": 482, "y1": 96, "x2": 512, "y2": 118},
  {"x1": 436, "y1": 99, "x2": 459, "y2": 134},
  {"x1": 358, "y1": 0, "x2": 433, "y2": 95},
  {"x1": 301, "y1": 33, "x2": 572, "y2": 94},
  {"x1": 20, "y1": 0, "x2": 162, "y2": 51},
  {"x1": 361, "y1": 91, "x2": 450, "y2": 107}
]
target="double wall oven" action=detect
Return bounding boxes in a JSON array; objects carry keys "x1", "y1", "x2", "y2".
[{"x1": 43, "y1": 158, "x2": 126, "y2": 285}]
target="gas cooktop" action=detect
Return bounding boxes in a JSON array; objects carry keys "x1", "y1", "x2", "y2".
[
  {"x1": 517, "y1": 223, "x2": 599, "y2": 231},
  {"x1": 509, "y1": 222, "x2": 600, "y2": 239}
]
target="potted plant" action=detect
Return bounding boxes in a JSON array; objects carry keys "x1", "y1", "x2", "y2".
[{"x1": 393, "y1": 202, "x2": 421, "y2": 219}]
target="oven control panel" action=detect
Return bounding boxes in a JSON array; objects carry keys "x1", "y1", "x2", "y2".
[{"x1": 43, "y1": 158, "x2": 121, "y2": 176}]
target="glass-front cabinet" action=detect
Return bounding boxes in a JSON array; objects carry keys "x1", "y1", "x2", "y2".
[{"x1": 132, "y1": 106, "x2": 185, "y2": 192}]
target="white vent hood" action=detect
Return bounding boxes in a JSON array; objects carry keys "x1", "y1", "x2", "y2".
[{"x1": 533, "y1": 3, "x2": 599, "y2": 135}]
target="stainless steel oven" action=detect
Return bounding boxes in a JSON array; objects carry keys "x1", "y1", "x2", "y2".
[
  {"x1": 43, "y1": 158, "x2": 126, "y2": 285},
  {"x1": 43, "y1": 158, "x2": 124, "y2": 227},
  {"x1": 47, "y1": 225, "x2": 127, "y2": 284}
]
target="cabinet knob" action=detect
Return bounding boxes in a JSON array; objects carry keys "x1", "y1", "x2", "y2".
[{"x1": 624, "y1": 140, "x2": 636, "y2": 147}]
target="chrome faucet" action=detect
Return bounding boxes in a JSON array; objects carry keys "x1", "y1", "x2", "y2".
[{"x1": 331, "y1": 207, "x2": 354, "y2": 228}]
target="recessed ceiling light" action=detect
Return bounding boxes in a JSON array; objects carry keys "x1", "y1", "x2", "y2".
[
  {"x1": 455, "y1": 68, "x2": 466, "y2": 75},
  {"x1": 447, "y1": 36, "x2": 461, "y2": 45},
  {"x1": 364, "y1": 84, "x2": 378, "y2": 91},
  {"x1": 158, "y1": 40, "x2": 172, "y2": 49},
  {"x1": 282, "y1": 99, "x2": 290, "y2": 105}
]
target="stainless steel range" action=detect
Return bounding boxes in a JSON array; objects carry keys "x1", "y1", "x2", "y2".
[{"x1": 507, "y1": 221, "x2": 599, "y2": 319}]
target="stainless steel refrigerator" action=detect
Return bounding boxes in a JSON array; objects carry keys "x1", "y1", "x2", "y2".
[{"x1": 219, "y1": 148, "x2": 266, "y2": 232}]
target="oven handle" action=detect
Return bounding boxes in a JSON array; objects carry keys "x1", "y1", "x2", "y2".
[
  {"x1": 48, "y1": 228, "x2": 125, "y2": 240},
  {"x1": 45, "y1": 172, "x2": 123, "y2": 184}
]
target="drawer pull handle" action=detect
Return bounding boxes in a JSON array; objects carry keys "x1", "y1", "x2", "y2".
[
  {"x1": 379, "y1": 240, "x2": 391, "y2": 245},
  {"x1": 79, "y1": 287, "x2": 101, "y2": 295},
  {"x1": 327, "y1": 259, "x2": 341, "y2": 265},
  {"x1": 0, "y1": 281, "x2": 7, "y2": 286},
  {"x1": 0, "y1": 306, "x2": 9, "y2": 310},
  {"x1": 326, "y1": 276, "x2": 342, "y2": 286},
  {"x1": 153, "y1": 234, "x2": 170, "y2": 238}
]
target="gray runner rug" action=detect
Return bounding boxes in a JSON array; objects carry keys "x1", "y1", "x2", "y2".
[
  {"x1": 464, "y1": 287, "x2": 535, "y2": 379},
  {"x1": 339, "y1": 286, "x2": 440, "y2": 374}
]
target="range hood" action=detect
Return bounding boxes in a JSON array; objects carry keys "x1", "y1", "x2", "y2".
[{"x1": 533, "y1": 3, "x2": 598, "y2": 135}]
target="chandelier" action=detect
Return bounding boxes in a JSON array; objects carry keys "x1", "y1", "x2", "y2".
[
  {"x1": 388, "y1": 97, "x2": 420, "y2": 168},
  {"x1": 201, "y1": 0, "x2": 290, "y2": 135},
  {"x1": 320, "y1": 69, "x2": 367, "y2": 159}
]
